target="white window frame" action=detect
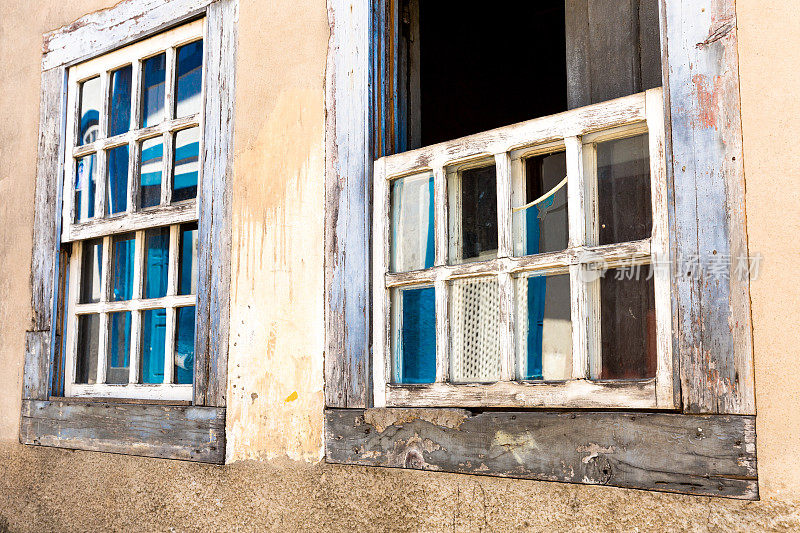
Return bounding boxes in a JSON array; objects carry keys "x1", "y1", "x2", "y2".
[
  {"x1": 373, "y1": 88, "x2": 675, "y2": 410},
  {"x1": 62, "y1": 19, "x2": 205, "y2": 402}
]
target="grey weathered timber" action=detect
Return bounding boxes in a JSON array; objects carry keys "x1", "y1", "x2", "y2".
[
  {"x1": 41, "y1": 0, "x2": 217, "y2": 70},
  {"x1": 660, "y1": 0, "x2": 754, "y2": 414},
  {"x1": 23, "y1": 332, "x2": 52, "y2": 401},
  {"x1": 21, "y1": 400, "x2": 225, "y2": 463},
  {"x1": 324, "y1": 0, "x2": 372, "y2": 408},
  {"x1": 566, "y1": 0, "x2": 662, "y2": 109},
  {"x1": 195, "y1": 0, "x2": 237, "y2": 407},
  {"x1": 326, "y1": 408, "x2": 758, "y2": 499}
]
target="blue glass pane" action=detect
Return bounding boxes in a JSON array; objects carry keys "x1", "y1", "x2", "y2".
[
  {"x1": 108, "y1": 65, "x2": 132, "y2": 137},
  {"x1": 107, "y1": 311, "x2": 131, "y2": 384},
  {"x1": 139, "y1": 137, "x2": 163, "y2": 208},
  {"x1": 79, "y1": 238, "x2": 103, "y2": 304},
  {"x1": 142, "y1": 53, "x2": 166, "y2": 127},
  {"x1": 78, "y1": 77, "x2": 100, "y2": 146},
  {"x1": 175, "y1": 40, "x2": 203, "y2": 118},
  {"x1": 174, "y1": 306, "x2": 195, "y2": 384},
  {"x1": 111, "y1": 233, "x2": 135, "y2": 301},
  {"x1": 140, "y1": 309, "x2": 166, "y2": 384},
  {"x1": 106, "y1": 145, "x2": 129, "y2": 215},
  {"x1": 172, "y1": 127, "x2": 199, "y2": 202},
  {"x1": 76, "y1": 314, "x2": 99, "y2": 384},
  {"x1": 390, "y1": 173, "x2": 435, "y2": 272},
  {"x1": 144, "y1": 227, "x2": 170, "y2": 299},
  {"x1": 178, "y1": 223, "x2": 198, "y2": 295},
  {"x1": 396, "y1": 286, "x2": 436, "y2": 384},
  {"x1": 74, "y1": 153, "x2": 97, "y2": 222}
]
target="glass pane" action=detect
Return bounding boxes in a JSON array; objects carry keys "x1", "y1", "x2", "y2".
[
  {"x1": 513, "y1": 152, "x2": 568, "y2": 256},
  {"x1": 390, "y1": 173, "x2": 434, "y2": 272},
  {"x1": 449, "y1": 164, "x2": 497, "y2": 264},
  {"x1": 108, "y1": 65, "x2": 132, "y2": 137},
  {"x1": 111, "y1": 233, "x2": 135, "y2": 302},
  {"x1": 597, "y1": 134, "x2": 652, "y2": 245},
  {"x1": 172, "y1": 127, "x2": 200, "y2": 202},
  {"x1": 142, "y1": 53, "x2": 166, "y2": 127},
  {"x1": 74, "y1": 153, "x2": 97, "y2": 222},
  {"x1": 178, "y1": 223, "x2": 198, "y2": 295},
  {"x1": 106, "y1": 311, "x2": 131, "y2": 384},
  {"x1": 139, "y1": 137, "x2": 163, "y2": 208},
  {"x1": 600, "y1": 267, "x2": 657, "y2": 379},
  {"x1": 143, "y1": 227, "x2": 170, "y2": 299},
  {"x1": 175, "y1": 40, "x2": 203, "y2": 118},
  {"x1": 106, "y1": 145, "x2": 129, "y2": 215},
  {"x1": 174, "y1": 306, "x2": 196, "y2": 384},
  {"x1": 79, "y1": 238, "x2": 103, "y2": 304},
  {"x1": 393, "y1": 286, "x2": 436, "y2": 384},
  {"x1": 78, "y1": 76, "x2": 101, "y2": 146},
  {"x1": 75, "y1": 313, "x2": 99, "y2": 384},
  {"x1": 140, "y1": 308, "x2": 166, "y2": 384},
  {"x1": 450, "y1": 277, "x2": 500, "y2": 382},
  {"x1": 515, "y1": 274, "x2": 571, "y2": 380}
]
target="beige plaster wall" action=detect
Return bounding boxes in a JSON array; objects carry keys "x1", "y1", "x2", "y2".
[{"x1": 0, "y1": 0, "x2": 799, "y2": 530}]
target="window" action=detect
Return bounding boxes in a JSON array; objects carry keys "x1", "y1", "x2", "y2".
[
  {"x1": 61, "y1": 20, "x2": 204, "y2": 401},
  {"x1": 373, "y1": 89, "x2": 673, "y2": 408}
]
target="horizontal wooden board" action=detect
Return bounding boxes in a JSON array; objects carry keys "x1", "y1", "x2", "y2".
[
  {"x1": 326, "y1": 408, "x2": 758, "y2": 499},
  {"x1": 21, "y1": 400, "x2": 225, "y2": 463}
]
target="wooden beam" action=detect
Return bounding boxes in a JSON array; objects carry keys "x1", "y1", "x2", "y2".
[
  {"x1": 326, "y1": 408, "x2": 758, "y2": 499},
  {"x1": 661, "y1": 0, "x2": 755, "y2": 414},
  {"x1": 324, "y1": 0, "x2": 373, "y2": 408},
  {"x1": 21, "y1": 400, "x2": 225, "y2": 463}
]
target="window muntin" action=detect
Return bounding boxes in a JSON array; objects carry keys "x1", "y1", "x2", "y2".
[
  {"x1": 373, "y1": 89, "x2": 673, "y2": 409},
  {"x1": 62, "y1": 20, "x2": 204, "y2": 401}
]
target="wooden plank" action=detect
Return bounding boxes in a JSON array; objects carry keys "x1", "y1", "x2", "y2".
[
  {"x1": 195, "y1": 0, "x2": 237, "y2": 407},
  {"x1": 326, "y1": 408, "x2": 758, "y2": 499},
  {"x1": 23, "y1": 332, "x2": 52, "y2": 401},
  {"x1": 324, "y1": 0, "x2": 373, "y2": 408},
  {"x1": 41, "y1": 0, "x2": 216, "y2": 70},
  {"x1": 65, "y1": 202, "x2": 197, "y2": 242},
  {"x1": 20, "y1": 400, "x2": 225, "y2": 463},
  {"x1": 661, "y1": 0, "x2": 754, "y2": 414}
]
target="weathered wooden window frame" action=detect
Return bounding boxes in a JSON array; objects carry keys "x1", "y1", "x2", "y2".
[
  {"x1": 373, "y1": 89, "x2": 675, "y2": 410},
  {"x1": 21, "y1": 0, "x2": 238, "y2": 464},
  {"x1": 325, "y1": 0, "x2": 757, "y2": 498}
]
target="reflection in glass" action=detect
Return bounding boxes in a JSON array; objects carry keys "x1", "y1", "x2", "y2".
[
  {"x1": 449, "y1": 165, "x2": 497, "y2": 264},
  {"x1": 174, "y1": 306, "x2": 196, "y2": 384},
  {"x1": 75, "y1": 314, "x2": 99, "y2": 384},
  {"x1": 178, "y1": 223, "x2": 198, "y2": 295},
  {"x1": 515, "y1": 274, "x2": 571, "y2": 380},
  {"x1": 140, "y1": 308, "x2": 166, "y2": 384},
  {"x1": 142, "y1": 53, "x2": 166, "y2": 127},
  {"x1": 79, "y1": 238, "x2": 103, "y2": 304},
  {"x1": 108, "y1": 65, "x2": 132, "y2": 137},
  {"x1": 450, "y1": 277, "x2": 500, "y2": 382},
  {"x1": 139, "y1": 137, "x2": 163, "y2": 208},
  {"x1": 390, "y1": 174, "x2": 434, "y2": 272},
  {"x1": 78, "y1": 77, "x2": 101, "y2": 146},
  {"x1": 600, "y1": 267, "x2": 657, "y2": 379},
  {"x1": 111, "y1": 233, "x2": 135, "y2": 301},
  {"x1": 175, "y1": 40, "x2": 203, "y2": 118},
  {"x1": 597, "y1": 134, "x2": 652, "y2": 245},
  {"x1": 74, "y1": 154, "x2": 97, "y2": 222},
  {"x1": 172, "y1": 127, "x2": 199, "y2": 202},
  {"x1": 513, "y1": 152, "x2": 568, "y2": 256},
  {"x1": 106, "y1": 145, "x2": 129, "y2": 215},
  {"x1": 393, "y1": 286, "x2": 436, "y2": 384},
  {"x1": 144, "y1": 227, "x2": 170, "y2": 299},
  {"x1": 107, "y1": 311, "x2": 131, "y2": 384}
]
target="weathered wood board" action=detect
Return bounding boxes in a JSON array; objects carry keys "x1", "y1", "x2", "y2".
[
  {"x1": 326, "y1": 408, "x2": 758, "y2": 499},
  {"x1": 21, "y1": 400, "x2": 226, "y2": 464}
]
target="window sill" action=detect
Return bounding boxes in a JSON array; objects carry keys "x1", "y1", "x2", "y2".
[{"x1": 20, "y1": 399, "x2": 225, "y2": 463}]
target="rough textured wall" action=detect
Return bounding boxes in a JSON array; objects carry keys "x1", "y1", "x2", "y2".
[{"x1": 0, "y1": 0, "x2": 798, "y2": 531}]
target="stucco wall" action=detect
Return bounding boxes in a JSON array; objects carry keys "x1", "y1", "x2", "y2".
[{"x1": 0, "y1": 0, "x2": 799, "y2": 531}]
